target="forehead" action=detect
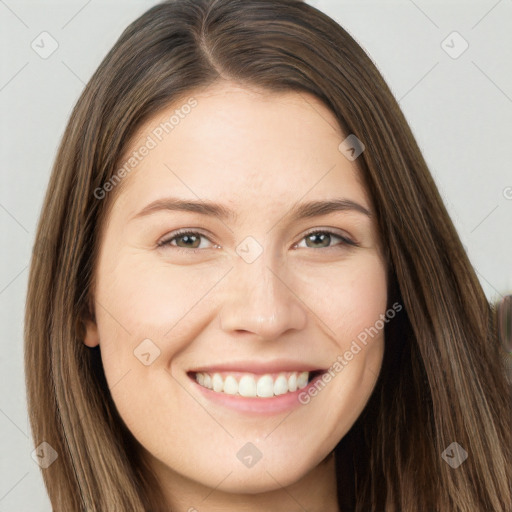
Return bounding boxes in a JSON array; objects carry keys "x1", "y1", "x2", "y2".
[{"x1": 108, "y1": 81, "x2": 370, "y2": 221}]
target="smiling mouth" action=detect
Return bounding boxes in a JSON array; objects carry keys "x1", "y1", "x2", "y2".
[{"x1": 189, "y1": 370, "x2": 324, "y2": 398}]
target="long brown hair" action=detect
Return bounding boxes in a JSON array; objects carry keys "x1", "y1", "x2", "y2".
[{"x1": 24, "y1": 0, "x2": 512, "y2": 510}]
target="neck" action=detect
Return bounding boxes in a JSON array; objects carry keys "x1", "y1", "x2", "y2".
[{"x1": 146, "y1": 450, "x2": 340, "y2": 512}]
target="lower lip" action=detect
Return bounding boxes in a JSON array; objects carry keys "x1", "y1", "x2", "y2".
[{"x1": 189, "y1": 372, "x2": 326, "y2": 414}]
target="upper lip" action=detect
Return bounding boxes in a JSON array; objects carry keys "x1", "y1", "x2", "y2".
[{"x1": 187, "y1": 360, "x2": 326, "y2": 375}]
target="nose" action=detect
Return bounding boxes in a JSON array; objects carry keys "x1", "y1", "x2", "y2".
[{"x1": 219, "y1": 253, "x2": 308, "y2": 340}]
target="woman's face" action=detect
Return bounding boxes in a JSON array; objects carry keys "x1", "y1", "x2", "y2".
[{"x1": 85, "y1": 82, "x2": 388, "y2": 495}]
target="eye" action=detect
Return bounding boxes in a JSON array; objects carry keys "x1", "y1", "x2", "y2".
[
  {"x1": 157, "y1": 230, "x2": 217, "y2": 253},
  {"x1": 157, "y1": 228, "x2": 358, "y2": 254},
  {"x1": 294, "y1": 229, "x2": 357, "y2": 250}
]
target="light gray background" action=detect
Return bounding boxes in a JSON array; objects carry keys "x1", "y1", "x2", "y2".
[{"x1": 1, "y1": 0, "x2": 511, "y2": 509}]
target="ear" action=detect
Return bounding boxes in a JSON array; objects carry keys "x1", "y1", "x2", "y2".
[
  {"x1": 82, "y1": 298, "x2": 100, "y2": 348},
  {"x1": 84, "y1": 318, "x2": 100, "y2": 347}
]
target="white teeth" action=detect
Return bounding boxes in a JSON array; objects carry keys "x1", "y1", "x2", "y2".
[
  {"x1": 288, "y1": 373, "x2": 297, "y2": 392},
  {"x1": 238, "y1": 375, "x2": 257, "y2": 397},
  {"x1": 273, "y1": 375, "x2": 288, "y2": 396},
  {"x1": 223, "y1": 375, "x2": 238, "y2": 395},
  {"x1": 212, "y1": 373, "x2": 223, "y2": 392},
  {"x1": 297, "y1": 371, "x2": 309, "y2": 389},
  {"x1": 256, "y1": 375, "x2": 274, "y2": 398},
  {"x1": 193, "y1": 370, "x2": 314, "y2": 397}
]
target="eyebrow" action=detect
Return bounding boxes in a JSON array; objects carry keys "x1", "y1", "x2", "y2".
[{"x1": 130, "y1": 197, "x2": 372, "y2": 222}]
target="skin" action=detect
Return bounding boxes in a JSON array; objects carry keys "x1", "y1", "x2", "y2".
[{"x1": 84, "y1": 81, "x2": 388, "y2": 512}]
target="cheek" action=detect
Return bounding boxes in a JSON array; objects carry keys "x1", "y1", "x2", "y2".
[
  {"x1": 95, "y1": 254, "x2": 221, "y2": 338},
  {"x1": 295, "y1": 252, "x2": 388, "y2": 344},
  {"x1": 93, "y1": 255, "x2": 225, "y2": 393}
]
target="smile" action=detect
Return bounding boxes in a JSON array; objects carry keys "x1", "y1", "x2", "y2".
[{"x1": 192, "y1": 370, "x2": 322, "y2": 397}]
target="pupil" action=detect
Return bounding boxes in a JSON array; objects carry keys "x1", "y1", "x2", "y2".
[
  {"x1": 308, "y1": 233, "x2": 328, "y2": 248},
  {"x1": 181, "y1": 235, "x2": 198, "y2": 248}
]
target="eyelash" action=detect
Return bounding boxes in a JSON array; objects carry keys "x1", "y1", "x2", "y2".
[{"x1": 157, "y1": 228, "x2": 358, "y2": 253}]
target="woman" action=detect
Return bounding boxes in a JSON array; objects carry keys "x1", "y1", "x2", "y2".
[{"x1": 24, "y1": 0, "x2": 512, "y2": 510}]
